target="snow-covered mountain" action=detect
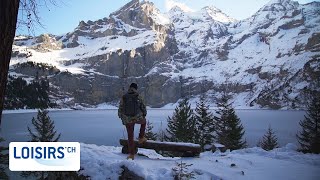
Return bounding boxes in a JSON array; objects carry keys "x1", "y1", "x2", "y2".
[{"x1": 9, "y1": 0, "x2": 320, "y2": 109}]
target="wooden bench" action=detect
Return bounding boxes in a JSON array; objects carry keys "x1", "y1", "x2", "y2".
[{"x1": 119, "y1": 139, "x2": 201, "y2": 157}]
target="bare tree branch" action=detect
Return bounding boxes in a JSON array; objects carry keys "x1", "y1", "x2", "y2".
[{"x1": 17, "y1": 0, "x2": 60, "y2": 36}]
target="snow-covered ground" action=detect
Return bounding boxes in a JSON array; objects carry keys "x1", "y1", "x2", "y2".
[{"x1": 80, "y1": 143, "x2": 320, "y2": 180}]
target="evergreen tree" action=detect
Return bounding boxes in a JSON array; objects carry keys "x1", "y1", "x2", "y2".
[
  {"x1": 297, "y1": 92, "x2": 320, "y2": 154},
  {"x1": 194, "y1": 95, "x2": 215, "y2": 151},
  {"x1": 23, "y1": 109, "x2": 61, "y2": 180},
  {"x1": 258, "y1": 125, "x2": 279, "y2": 151},
  {"x1": 0, "y1": 138, "x2": 8, "y2": 180},
  {"x1": 4, "y1": 76, "x2": 53, "y2": 110},
  {"x1": 145, "y1": 121, "x2": 157, "y2": 141},
  {"x1": 214, "y1": 94, "x2": 247, "y2": 151},
  {"x1": 165, "y1": 99, "x2": 196, "y2": 143},
  {"x1": 28, "y1": 109, "x2": 61, "y2": 142},
  {"x1": 4, "y1": 76, "x2": 26, "y2": 109}
]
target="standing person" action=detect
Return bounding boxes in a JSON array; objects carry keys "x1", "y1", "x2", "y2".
[{"x1": 118, "y1": 83, "x2": 147, "y2": 160}]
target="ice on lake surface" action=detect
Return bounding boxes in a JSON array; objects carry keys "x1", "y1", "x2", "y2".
[{"x1": 0, "y1": 109, "x2": 305, "y2": 147}]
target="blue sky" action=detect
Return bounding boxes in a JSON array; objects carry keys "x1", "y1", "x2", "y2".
[{"x1": 16, "y1": 0, "x2": 317, "y2": 36}]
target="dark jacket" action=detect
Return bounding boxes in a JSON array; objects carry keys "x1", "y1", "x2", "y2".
[{"x1": 118, "y1": 87, "x2": 147, "y2": 125}]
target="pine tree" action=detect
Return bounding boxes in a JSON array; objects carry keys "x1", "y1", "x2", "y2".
[
  {"x1": 194, "y1": 95, "x2": 215, "y2": 151},
  {"x1": 165, "y1": 99, "x2": 196, "y2": 143},
  {"x1": 23, "y1": 109, "x2": 61, "y2": 180},
  {"x1": 145, "y1": 121, "x2": 157, "y2": 141},
  {"x1": 258, "y1": 125, "x2": 279, "y2": 151},
  {"x1": 297, "y1": 92, "x2": 320, "y2": 154},
  {"x1": 214, "y1": 94, "x2": 247, "y2": 151},
  {"x1": 4, "y1": 76, "x2": 52, "y2": 109},
  {"x1": 0, "y1": 138, "x2": 8, "y2": 180},
  {"x1": 28, "y1": 109, "x2": 61, "y2": 142}
]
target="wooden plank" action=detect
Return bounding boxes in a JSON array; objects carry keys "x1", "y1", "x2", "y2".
[{"x1": 119, "y1": 139, "x2": 201, "y2": 153}]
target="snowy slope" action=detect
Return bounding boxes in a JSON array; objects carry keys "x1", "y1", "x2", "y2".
[
  {"x1": 11, "y1": 30, "x2": 158, "y2": 74},
  {"x1": 168, "y1": 5, "x2": 232, "y2": 58},
  {"x1": 9, "y1": 0, "x2": 320, "y2": 109},
  {"x1": 80, "y1": 143, "x2": 320, "y2": 180},
  {"x1": 161, "y1": 0, "x2": 320, "y2": 108}
]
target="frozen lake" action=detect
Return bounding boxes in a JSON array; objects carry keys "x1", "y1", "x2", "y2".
[{"x1": 0, "y1": 109, "x2": 305, "y2": 147}]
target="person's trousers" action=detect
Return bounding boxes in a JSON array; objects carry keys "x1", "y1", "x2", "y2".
[{"x1": 125, "y1": 121, "x2": 146, "y2": 155}]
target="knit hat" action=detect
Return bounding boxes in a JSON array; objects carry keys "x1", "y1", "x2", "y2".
[{"x1": 130, "y1": 83, "x2": 138, "y2": 90}]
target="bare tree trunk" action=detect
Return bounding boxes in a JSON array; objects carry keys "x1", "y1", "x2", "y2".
[{"x1": 0, "y1": 0, "x2": 20, "y2": 126}]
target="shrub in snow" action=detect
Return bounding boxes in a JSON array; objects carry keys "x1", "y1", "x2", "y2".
[
  {"x1": 145, "y1": 121, "x2": 157, "y2": 141},
  {"x1": 165, "y1": 98, "x2": 196, "y2": 143},
  {"x1": 172, "y1": 161, "x2": 195, "y2": 180},
  {"x1": 214, "y1": 94, "x2": 247, "y2": 151},
  {"x1": 194, "y1": 95, "x2": 215, "y2": 151},
  {"x1": 0, "y1": 137, "x2": 8, "y2": 179},
  {"x1": 258, "y1": 125, "x2": 279, "y2": 151},
  {"x1": 297, "y1": 91, "x2": 320, "y2": 154}
]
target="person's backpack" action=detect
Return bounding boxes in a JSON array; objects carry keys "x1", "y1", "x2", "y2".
[{"x1": 123, "y1": 93, "x2": 140, "y2": 117}]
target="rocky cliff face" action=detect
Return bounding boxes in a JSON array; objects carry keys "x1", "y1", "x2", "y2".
[{"x1": 9, "y1": 0, "x2": 320, "y2": 109}]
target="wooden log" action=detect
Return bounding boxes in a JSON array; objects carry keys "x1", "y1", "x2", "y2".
[{"x1": 120, "y1": 139, "x2": 201, "y2": 154}]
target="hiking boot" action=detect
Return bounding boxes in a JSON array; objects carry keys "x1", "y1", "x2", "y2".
[
  {"x1": 138, "y1": 137, "x2": 147, "y2": 144},
  {"x1": 127, "y1": 154, "x2": 135, "y2": 160}
]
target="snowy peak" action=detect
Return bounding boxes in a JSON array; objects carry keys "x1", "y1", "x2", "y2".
[
  {"x1": 236, "y1": 0, "x2": 303, "y2": 31},
  {"x1": 266, "y1": 0, "x2": 296, "y2": 5},
  {"x1": 168, "y1": 6, "x2": 184, "y2": 15},
  {"x1": 110, "y1": 0, "x2": 169, "y2": 27},
  {"x1": 167, "y1": 1, "x2": 194, "y2": 13},
  {"x1": 111, "y1": 0, "x2": 140, "y2": 16},
  {"x1": 259, "y1": 0, "x2": 299, "y2": 12},
  {"x1": 167, "y1": 5, "x2": 195, "y2": 19},
  {"x1": 247, "y1": 0, "x2": 300, "y2": 23},
  {"x1": 201, "y1": 6, "x2": 236, "y2": 23},
  {"x1": 140, "y1": 1, "x2": 170, "y2": 25},
  {"x1": 72, "y1": 0, "x2": 168, "y2": 36},
  {"x1": 58, "y1": 0, "x2": 171, "y2": 49},
  {"x1": 169, "y1": 5, "x2": 234, "y2": 24}
]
